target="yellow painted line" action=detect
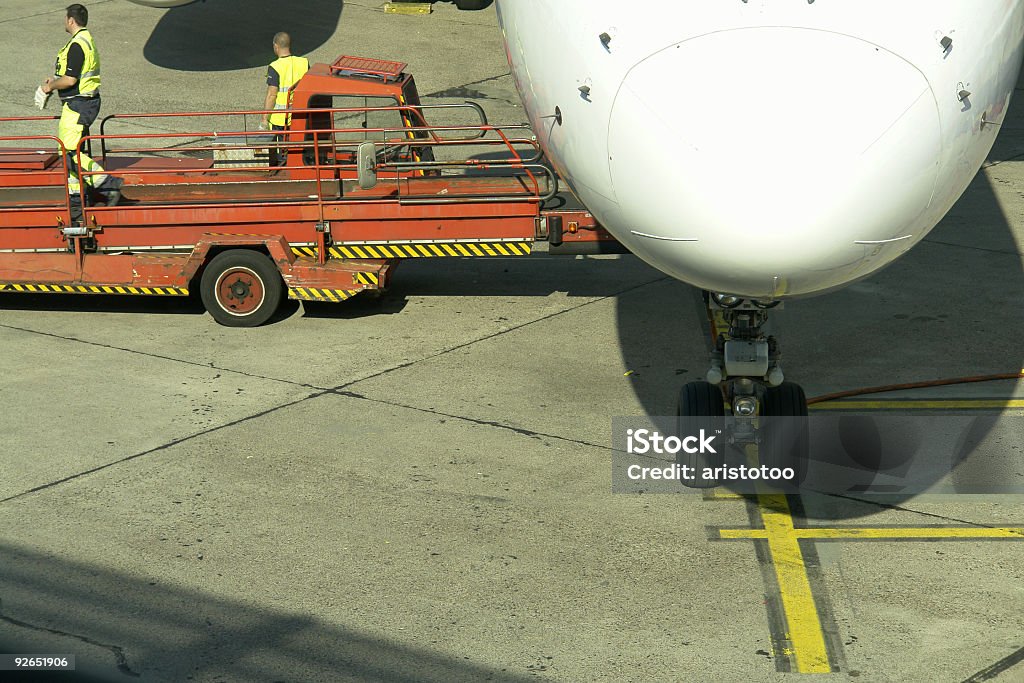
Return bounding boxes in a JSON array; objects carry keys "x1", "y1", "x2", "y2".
[
  {"x1": 756, "y1": 495, "x2": 832, "y2": 674},
  {"x1": 721, "y1": 526, "x2": 1024, "y2": 540},
  {"x1": 703, "y1": 489, "x2": 745, "y2": 502},
  {"x1": 811, "y1": 400, "x2": 1024, "y2": 410}
]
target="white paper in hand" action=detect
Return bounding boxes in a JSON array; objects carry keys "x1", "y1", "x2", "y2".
[{"x1": 34, "y1": 86, "x2": 51, "y2": 110}]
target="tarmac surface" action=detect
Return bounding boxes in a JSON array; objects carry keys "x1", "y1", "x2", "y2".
[{"x1": 1, "y1": 2, "x2": 1023, "y2": 682}]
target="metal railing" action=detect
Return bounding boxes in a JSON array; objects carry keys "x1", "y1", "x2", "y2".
[
  {"x1": 1, "y1": 106, "x2": 555, "y2": 224},
  {"x1": 87, "y1": 104, "x2": 551, "y2": 199},
  {"x1": 0, "y1": 132, "x2": 75, "y2": 221}
]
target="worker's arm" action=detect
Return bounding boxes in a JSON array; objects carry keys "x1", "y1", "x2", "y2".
[
  {"x1": 263, "y1": 85, "x2": 278, "y2": 126},
  {"x1": 42, "y1": 75, "x2": 77, "y2": 94},
  {"x1": 43, "y1": 42, "x2": 83, "y2": 94}
]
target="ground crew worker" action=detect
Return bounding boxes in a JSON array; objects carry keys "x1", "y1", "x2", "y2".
[
  {"x1": 40, "y1": 4, "x2": 121, "y2": 215},
  {"x1": 262, "y1": 32, "x2": 309, "y2": 166}
]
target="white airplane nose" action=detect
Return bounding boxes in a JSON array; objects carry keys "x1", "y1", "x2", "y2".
[{"x1": 607, "y1": 28, "x2": 942, "y2": 298}]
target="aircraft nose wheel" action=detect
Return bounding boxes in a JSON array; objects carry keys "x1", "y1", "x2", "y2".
[
  {"x1": 677, "y1": 381, "x2": 725, "y2": 488},
  {"x1": 760, "y1": 382, "x2": 809, "y2": 487}
]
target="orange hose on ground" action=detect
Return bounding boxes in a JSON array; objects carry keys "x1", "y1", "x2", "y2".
[
  {"x1": 702, "y1": 302, "x2": 1022, "y2": 405},
  {"x1": 807, "y1": 373, "x2": 1024, "y2": 405}
]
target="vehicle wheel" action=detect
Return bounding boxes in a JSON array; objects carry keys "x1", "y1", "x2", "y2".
[
  {"x1": 200, "y1": 249, "x2": 283, "y2": 327},
  {"x1": 760, "y1": 382, "x2": 809, "y2": 487},
  {"x1": 454, "y1": 0, "x2": 491, "y2": 9},
  {"x1": 677, "y1": 381, "x2": 725, "y2": 488}
]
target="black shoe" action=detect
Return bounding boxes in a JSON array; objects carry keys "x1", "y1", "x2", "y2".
[{"x1": 97, "y1": 177, "x2": 123, "y2": 206}]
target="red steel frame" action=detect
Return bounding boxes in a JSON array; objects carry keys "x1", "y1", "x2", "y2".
[
  {"x1": 0, "y1": 59, "x2": 614, "y2": 302},
  {"x1": 0, "y1": 110, "x2": 551, "y2": 295}
]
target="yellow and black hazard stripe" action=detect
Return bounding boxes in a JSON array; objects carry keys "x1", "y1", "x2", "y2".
[
  {"x1": 334, "y1": 241, "x2": 532, "y2": 259},
  {"x1": 354, "y1": 272, "x2": 379, "y2": 286},
  {"x1": 291, "y1": 241, "x2": 532, "y2": 259},
  {"x1": 0, "y1": 283, "x2": 189, "y2": 296},
  {"x1": 292, "y1": 245, "x2": 318, "y2": 258},
  {"x1": 288, "y1": 287, "x2": 362, "y2": 302}
]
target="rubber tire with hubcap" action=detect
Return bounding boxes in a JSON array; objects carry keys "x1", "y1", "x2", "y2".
[
  {"x1": 677, "y1": 381, "x2": 726, "y2": 488},
  {"x1": 200, "y1": 249, "x2": 283, "y2": 327},
  {"x1": 760, "y1": 382, "x2": 809, "y2": 488}
]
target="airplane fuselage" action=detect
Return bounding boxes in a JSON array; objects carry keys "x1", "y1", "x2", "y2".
[{"x1": 496, "y1": 0, "x2": 1024, "y2": 299}]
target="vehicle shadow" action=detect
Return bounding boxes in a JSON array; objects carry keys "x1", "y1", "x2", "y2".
[
  {"x1": 0, "y1": 541, "x2": 538, "y2": 683},
  {"x1": 0, "y1": 293, "x2": 206, "y2": 317},
  {"x1": 143, "y1": 0, "x2": 344, "y2": 71}
]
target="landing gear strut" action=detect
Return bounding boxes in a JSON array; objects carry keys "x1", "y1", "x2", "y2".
[{"x1": 677, "y1": 292, "x2": 808, "y2": 489}]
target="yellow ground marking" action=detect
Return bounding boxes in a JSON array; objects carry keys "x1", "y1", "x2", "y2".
[
  {"x1": 719, "y1": 494, "x2": 1024, "y2": 674},
  {"x1": 749, "y1": 495, "x2": 832, "y2": 674},
  {"x1": 702, "y1": 488, "x2": 745, "y2": 501}
]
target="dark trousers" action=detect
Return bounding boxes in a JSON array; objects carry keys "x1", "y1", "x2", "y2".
[{"x1": 269, "y1": 124, "x2": 287, "y2": 167}]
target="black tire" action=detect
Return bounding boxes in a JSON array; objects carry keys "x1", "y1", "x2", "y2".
[
  {"x1": 677, "y1": 381, "x2": 725, "y2": 488},
  {"x1": 760, "y1": 382, "x2": 809, "y2": 488},
  {"x1": 200, "y1": 249, "x2": 283, "y2": 327},
  {"x1": 454, "y1": 0, "x2": 491, "y2": 9}
]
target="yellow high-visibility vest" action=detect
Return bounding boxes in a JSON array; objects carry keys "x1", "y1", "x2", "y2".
[
  {"x1": 269, "y1": 55, "x2": 309, "y2": 127},
  {"x1": 55, "y1": 29, "x2": 100, "y2": 99}
]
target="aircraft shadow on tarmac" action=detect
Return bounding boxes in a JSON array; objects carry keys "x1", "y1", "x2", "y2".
[
  {"x1": 0, "y1": 542, "x2": 537, "y2": 683},
  {"x1": 143, "y1": 0, "x2": 344, "y2": 71},
  {"x1": 613, "y1": 67, "x2": 1024, "y2": 520}
]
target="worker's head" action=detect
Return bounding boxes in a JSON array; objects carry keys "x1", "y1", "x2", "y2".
[
  {"x1": 65, "y1": 4, "x2": 88, "y2": 33},
  {"x1": 273, "y1": 32, "x2": 292, "y2": 57}
]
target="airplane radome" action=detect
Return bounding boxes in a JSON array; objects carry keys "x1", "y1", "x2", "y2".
[
  {"x1": 497, "y1": 0, "x2": 1024, "y2": 478},
  {"x1": 496, "y1": 0, "x2": 1024, "y2": 300}
]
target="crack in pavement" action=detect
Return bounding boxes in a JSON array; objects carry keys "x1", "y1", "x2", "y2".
[
  {"x1": 1, "y1": 275, "x2": 666, "y2": 502},
  {"x1": 962, "y1": 645, "x2": 1024, "y2": 683},
  {"x1": 0, "y1": 599, "x2": 139, "y2": 677},
  {"x1": 921, "y1": 238, "x2": 1020, "y2": 256},
  {"x1": 333, "y1": 275, "x2": 671, "y2": 392},
  {"x1": 0, "y1": 323, "x2": 319, "y2": 391},
  {"x1": 820, "y1": 492, "x2": 1024, "y2": 534},
  {"x1": 983, "y1": 151, "x2": 1024, "y2": 168},
  {"x1": 335, "y1": 389, "x2": 610, "y2": 451},
  {"x1": 0, "y1": 391, "x2": 329, "y2": 507}
]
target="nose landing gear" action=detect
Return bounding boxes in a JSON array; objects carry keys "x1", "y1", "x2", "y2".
[{"x1": 677, "y1": 292, "x2": 809, "y2": 489}]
